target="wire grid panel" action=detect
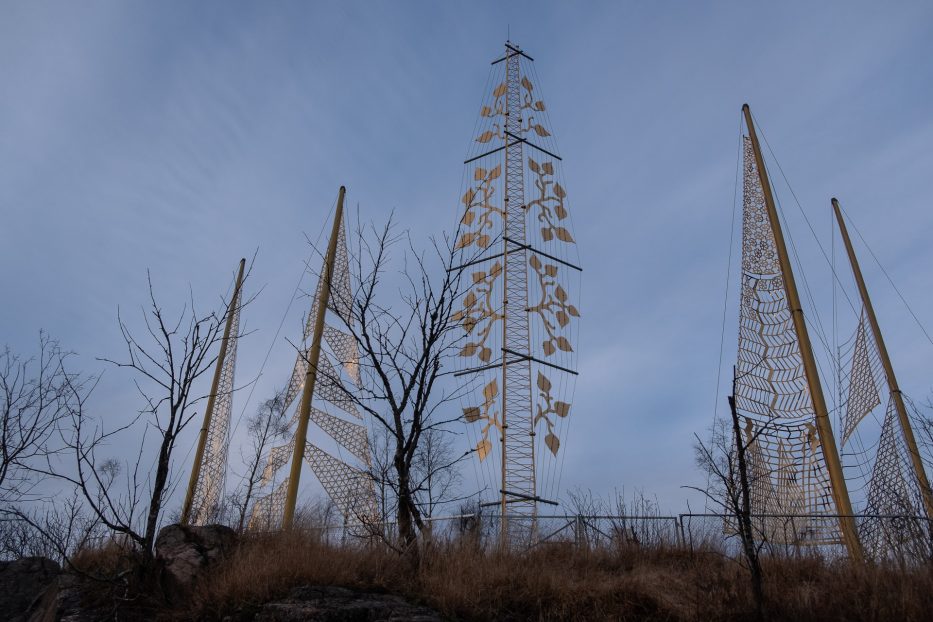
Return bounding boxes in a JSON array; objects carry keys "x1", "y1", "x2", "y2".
[
  {"x1": 304, "y1": 444, "x2": 377, "y2": 525},
  {"x1": 860, "y1": 397, "x2": 929, "y2": 559}
]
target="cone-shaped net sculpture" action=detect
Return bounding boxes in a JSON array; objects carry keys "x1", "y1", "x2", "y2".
[{"x1": 733, "y1": 137, "x2": 840, "y2": 545}]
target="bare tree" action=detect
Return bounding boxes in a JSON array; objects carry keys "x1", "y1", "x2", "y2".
[
  {"x1": 369, "y1": 424, "x2": 397, "y2": 527},
  {"x1": 689, "y1": 373, "x2": 766, "y2": 621},
  {"x1": 42, "y1": 271, "x2": 249, "y2": 559},
  {"x1": 322, "y1": 215, "x2": 473, "y2": 550},
  {"x1": 410, "y1": 426, "x2": 463, "y2": 519},
  {"x1": 228, "y1": 389, "x2": 290, "y2": 533},
  {"x1": 3, "y1": 491, "x2": 107, "y2": 566},
  {"x1": 0, "y1": 333, "x2": 82, "y2": 505}
]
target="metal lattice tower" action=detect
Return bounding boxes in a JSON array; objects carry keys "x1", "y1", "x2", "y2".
[
  {"x1": 500, "y1": 43, "x2": 536, "y2": 535},
  {"x1": 454, "y1": 42, "x2": 581, "y2": 546}
]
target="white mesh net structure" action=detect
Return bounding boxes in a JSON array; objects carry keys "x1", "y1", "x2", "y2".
[
  {"x1": 189, "y1": 287, "x2": 242, "y2": 526},
  {"x1": 838, "y1": 309, "x2": 930, "y2": 559},
  {"x1": 733, "y1": 137, "x2": 839, "y2": 546}
]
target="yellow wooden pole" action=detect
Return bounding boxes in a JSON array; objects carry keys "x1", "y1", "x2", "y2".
[
  {"x1": 832, "y1": 197, "x2": 933, "y2": 520},
  {"x1": 742, "y1": 105, "x2": 862, "y2": 560},
  {"x1": 181, "y1": 257, "x2": 246, "y2": 525},
  {"x1": 282, "y1": 186, "x2": 346, "y2": 529}
]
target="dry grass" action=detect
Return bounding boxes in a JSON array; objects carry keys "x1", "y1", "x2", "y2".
[{"x1": 178, "y1": 531, "x2": 933, "y2": 621}]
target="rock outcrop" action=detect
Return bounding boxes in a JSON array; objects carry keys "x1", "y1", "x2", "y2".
[
  {"x1": 0, "y1": 557, "x2": 61, "y2": 622},
  {"x1": 254, "y1": 586, "x2": 444, "y2": 622}
]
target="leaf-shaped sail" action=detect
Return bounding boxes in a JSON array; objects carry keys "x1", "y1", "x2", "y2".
[
  {"x1": 842, "y1": 311, "x2": 882, "y2": 446},
  {"x1": 315, "y1": 353, "x2": 361, "y2": 419},
  {"x1": 329, "y1": 216, "x2": 353, "y2": 326},
  {"x1": 309, "y1": 407, "x2": 370, "y2": 464},
  {"x1": 260, "y1": 438, "x2": 295, "y2": 488},
  {"x1": 324, "y1": 324, "x2": 361, "y2": 386}
]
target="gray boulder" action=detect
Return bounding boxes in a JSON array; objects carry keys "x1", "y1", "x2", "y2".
[{"x1": 155, "y1": 523, "x2": 237, "y2": 590}]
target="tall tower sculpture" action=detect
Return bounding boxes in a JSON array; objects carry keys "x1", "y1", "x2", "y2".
[
  {"x1": 454, "y1": 42, "x2": 581, "y2": 545},
  {"x1": 249, "y1": 187, "x2": 376, "y2": 531},
  {"x1": 181, "y1": 258, "x2": 246, "y2": 526},
  {"x1": 733, "y1": 105, "x2": 861, "y2": 558}
]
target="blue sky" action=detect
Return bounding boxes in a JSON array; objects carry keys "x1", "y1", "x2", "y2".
[{"x1": 3, "y1": 1, "x2": 933, "y2": 514}]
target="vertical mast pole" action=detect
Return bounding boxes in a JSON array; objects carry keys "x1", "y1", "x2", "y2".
[
  {"x1": 181, "y1": 257, "x2": 246, "y2": 525},
  {"x1": 499, "y1": 41, "x2": 511, "y2": 548},
  {"x1": 832, "y1": 198, "x2": 933, "y2": 519},
  {"x1": 282, "y1": 186, "x2": 346, "y2": 529},
  {"x1": 498, "y1": 41, "x2": 537, "y2": 547},
  {"x1": 742, "y1": 105, "x2": 862, "y2": 559}
]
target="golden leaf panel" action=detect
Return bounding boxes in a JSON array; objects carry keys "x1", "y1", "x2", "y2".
[
  {"x1": 528, "y1": 254, "x2": 579, "y2": 356},
  {"x1": 453, "y1": 261, "x2": 503, "y2": 363},
  {"x1": 476, "y1": 75, "x2": 550, "y2": 143},
  {"x1": 457, "y1": 165, "x2": 504, "y2": 251},
  {"x1": 527, "y1": 157, "x2": 572, "y2": 245},
  {"x1": 734, "y1": 136, "x2": 839, "y2": 545},
  {"x1": 534, "y1": 372, "x2": 570, "y2": 456},
  {"x1": 189, "y1": 288, "x2": 241, "y2": 526},
  {"x1": 462, "y1": 378, "x2": 501, "y2": 461}
]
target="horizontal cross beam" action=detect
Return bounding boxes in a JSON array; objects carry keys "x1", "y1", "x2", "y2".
[
  {"x1": 491, "y1": 44, "x2": 534, "y2": 65},
  {"x1": 504, "y1": 236, "x2": 582, "y2": 272}
]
